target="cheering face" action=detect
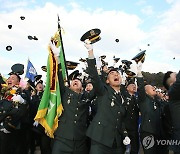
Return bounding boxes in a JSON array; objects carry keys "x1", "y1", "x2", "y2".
[
  {"x1": 7, "y1": 74, "x2": 20, "y2": 88},
  {"x1": 70, "y1": 79, "x2": 82, "y2": 93},
  {"x1": 145, "y1": 85, "x2": 157, "y2": 97},
  {"x1": 106, "y1": 71, "x2": 122, "y2": 87},
  {"x1": 85, "y1": 83, "x2": 93, "y2": 92},
  {"x1": 127, "y1": 83, "x2": 137, "y2": 94},
  {"x1": 36, "y1": 83, "x2": 44, "y2": 92}
]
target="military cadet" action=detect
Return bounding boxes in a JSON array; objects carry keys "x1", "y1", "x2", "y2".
[
  {"x1": 84, "y1": 80, "x2": 97, "y2": 152},
  {"x1": 121, "y1": 79, "x2": 140, "y2": 154},
  {"x1": 85, "y1": 80, "x2": 96, "y2": 125},
  {"x1": 51, "y1": 52, "x2": 95, "y2": 154},
  {"x1": 84, "y1": 39, "x2": 130, "y2": 154},
  {"x1": 0, "y1": 64, "x2": 29, "y2": 154},
  {"x1": 163, "y1": 71, "x2": 180, "y2": 154},
  {"x1": 85, "y1": 80, "x2": 97, "y2": 125},
  {"x1": 29, "y1": 75, "x2": 52, "y2": 154},
  {"x1": 155, "y1": 88, "x2": 172, "y2": 145},
  {"x1": 85, "y1": 81, "x2": 93, "y2": 92},
  {"x1": 136, "y1": 63, "x2": 168, "y2": 154}
]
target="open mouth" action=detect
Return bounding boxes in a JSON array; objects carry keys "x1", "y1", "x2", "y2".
[
  {"x1": 7, "y1": 82, "x2": 12, "y2": 86},
  {"x1": 114, "y1": 77, "x2": 119, "y2": 82},
  {"x1": 73, "y1": 82, "x2": 78, "y2": 86}
]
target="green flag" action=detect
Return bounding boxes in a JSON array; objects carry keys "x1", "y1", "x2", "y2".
[{"x1": 34, "y1": 31, "x2": 65, "y2": 138}]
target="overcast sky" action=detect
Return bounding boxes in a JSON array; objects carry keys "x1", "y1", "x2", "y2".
[{"x1": 0, "y1": 0, "x2": 180, "y2": 79}]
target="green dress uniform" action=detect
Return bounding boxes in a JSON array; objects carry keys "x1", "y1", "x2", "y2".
[
  {"x1": 86, "y1": 59, "x2": 127, "y2": 154},
  {"x1": 52, "y1": 66, "x2": 94, "y2": 154},
  {"x1": 137, "y1": 77, "x2": 168, "y2": 154},
  {"x1": 168, "y1": 71, "x2": 180, "y2": 153},
  {"x1": 121, "y1": 85, "x2": 140, "y2": 154}
]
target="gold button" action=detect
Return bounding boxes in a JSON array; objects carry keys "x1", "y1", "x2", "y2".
[
  {"x1": 98, "y1": 122, "x2": 101, "y2": 125},
  {"x1": 75, "y1": 114, "x2": 78, "y2": 117}
]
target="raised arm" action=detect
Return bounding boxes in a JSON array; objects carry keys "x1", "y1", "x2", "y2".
[
  {"x1": 85, "y1": 40, "x2": 106, "y2": 96},
  {"x1": 137, "y1": 77, "x2": 146, "y2": 102},
  {"x1": 136, "y1": 62, "x2": 146, "y2": 102}
]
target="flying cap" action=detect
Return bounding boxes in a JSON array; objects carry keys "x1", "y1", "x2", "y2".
[
  {"x1": 8, "y1": 25, "x2": 12, "y2": 29},
  {"x1": 113, "y1": 56, "x2": 120, "y2": 63},
  {"x1": 125, "y1": 70, "x2": 136, "y2": 78},
  {"x1": 20, "y1": 16, "x2": 25, "y2": 20},
  {"x1": 28, "y1": 35, "x2": 38, "y2": 41},
  {"x1": 80, "y1": 28, "x2": 101, "y2": 44},
  {"x1": 6, "y1": 46, "x2": 12, "y2": 51},
  {"x1": 132, "y1": 50, "x2": 146, "y2": 63},
  {"x1": 66, "y1": 61, "x2": 79, "y2": 70},
  {"x1": 115, "y1": 39, "x2": 119, "y2": 43},
  {"x1": 41, "y1": 66, "x2": 47, "y2": 72},
  {"x1": 79, "y1": 58, "x2": 87, "y2": 63}
]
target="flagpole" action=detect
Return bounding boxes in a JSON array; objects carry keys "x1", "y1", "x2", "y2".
[{"x1": 57, "y1": 14, "x2": 70, "y2": 86}]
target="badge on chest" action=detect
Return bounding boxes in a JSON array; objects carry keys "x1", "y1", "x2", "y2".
[
  {"x1": 111, "y1": 99, "x2": 115, "y2": 107},
  {"x1": 67, "y1": 94, "x2": 73, "y2": 104}
]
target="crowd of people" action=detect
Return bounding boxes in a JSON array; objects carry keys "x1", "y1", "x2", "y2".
[{"x1": 0, "y1": 38, "x2": 179, "y2": 154}]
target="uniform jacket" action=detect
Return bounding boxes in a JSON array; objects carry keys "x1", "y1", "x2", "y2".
[
  {"x1": 121, "y1": 85, "x2": 139, "y2": 131},
  {"x1": 86, "y1": 58, "x2": 127, "y2": 148},
  {"x1": 0, "y1": 88, "x2": 29, "y2": 132},
  {"x1": 54, "y1": 65, "x2": 94, "y2": 140},
  {"x1": 137, "y1": 77, "x2": 163, "y2": 136}
]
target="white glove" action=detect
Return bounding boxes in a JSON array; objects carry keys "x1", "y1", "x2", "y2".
[
  {"x1": 137, "y1": 62, "x2": 143, "y2": 77},
  {"x1": 12, "y1": 94, "x2": 25, "y2": 104},
  {"x1": 137, "y1": 62, "x2": 142, "y2": 72},
  {"x1": 33, "y1": 121, "x2": 39, "y2": 127},
  {"x1": 0, "y1": 128, "x2": 11, "y2": 133},
  {"x1": 121, "y1": 72, "x2": 127, "y2": 85},
  {"x1": 49, "y1": 40, "x2": 60, "y2": 57},
  {"x1": 123, "y1": 136, "x2": 131, "y2": 145},
  {"x1": 84, "y1": 39, "x2": 93, "y2": 51}
]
